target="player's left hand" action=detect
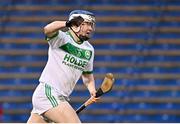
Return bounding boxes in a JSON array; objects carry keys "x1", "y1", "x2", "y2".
[
  {"x1": 90, "y1": 90, "x2": 100, "y2": 103},
  {"x1": 92, "y1": 96, "x2": 100, "y2": 103}
]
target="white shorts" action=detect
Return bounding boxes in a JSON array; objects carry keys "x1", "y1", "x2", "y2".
[{"x1": 31, "y1": 82, "x2": 69, "y2": 115}]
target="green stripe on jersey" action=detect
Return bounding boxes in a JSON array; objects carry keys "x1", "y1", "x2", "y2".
[
  {"x1": 45, "y1": 84, "x2": 58, "y2": 107},
  {"x1": 59, "y1": 43, "x2": 92, "y2": 60}
]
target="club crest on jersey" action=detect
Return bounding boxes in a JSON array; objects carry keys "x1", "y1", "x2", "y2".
[{"x1": 85, "y1": 50, "x2": 91, "y2": 60}]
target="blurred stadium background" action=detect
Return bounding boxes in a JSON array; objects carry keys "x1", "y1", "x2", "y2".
[{"x1": 0, "y1": 0, "x2": 180, "y2": 123}]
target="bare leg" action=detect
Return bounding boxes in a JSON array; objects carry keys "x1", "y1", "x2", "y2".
[
  {"x1": 27, "y1": 113, "x2": 47, "y2": 123},
  {"x1": 43, "y1": 101, "x2": 81, "y2": 123}
]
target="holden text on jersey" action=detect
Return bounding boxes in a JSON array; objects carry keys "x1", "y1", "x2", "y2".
[{"x1": 62, "y1": 54, "x2": 88, "y2": 71}]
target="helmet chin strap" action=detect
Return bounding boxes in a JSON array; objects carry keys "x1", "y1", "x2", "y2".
[
  {"x1": 70, "y1": 26, "x2": 82, "y2": 42},
  {"x1": 72, "y1": 26, "x2": 81, "y2": 33},
  {"x1": 70, "y1": 26, "x2": 89, "y2": 42}
]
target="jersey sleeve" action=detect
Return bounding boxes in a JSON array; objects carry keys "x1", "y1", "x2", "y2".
[
  {"x1": 45, "y1": 30, "x2": 66, "y2": 48},
  {"x1": 83, "y1": 48, "x2": 94, "y2": 74}
]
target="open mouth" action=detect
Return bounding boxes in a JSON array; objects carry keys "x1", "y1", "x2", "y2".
[{"x1": 86, "y1": 32, "x2": 91, "y2": 35}]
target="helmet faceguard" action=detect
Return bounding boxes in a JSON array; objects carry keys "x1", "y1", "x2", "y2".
[{"x1": 68, "y1": 10, "x2": 96, "y2": 42}]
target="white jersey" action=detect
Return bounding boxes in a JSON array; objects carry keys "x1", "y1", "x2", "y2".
[{"x1": 39, "y1": 30, "x2": 94, "y2": 97}]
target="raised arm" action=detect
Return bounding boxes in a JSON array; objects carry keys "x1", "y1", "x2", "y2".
[{"x1": 43, "y1": 21, "x2": 66, "y2": 37}]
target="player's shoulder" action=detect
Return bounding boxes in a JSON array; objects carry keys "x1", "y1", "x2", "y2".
[
  {"x1": 83, "y1": 41, "x2": 94, "y2": 51},
  {"x1": 59, "y1": 30, "x2": 67, "y2": 36},
  {"x1": 57, "y1": 30, "x2": 72, "y2": 41}
]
